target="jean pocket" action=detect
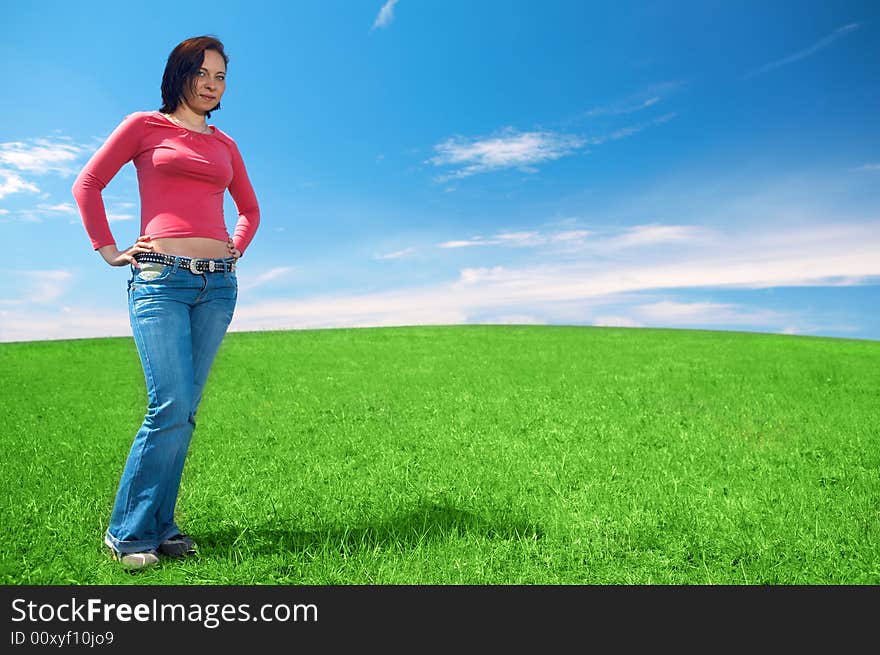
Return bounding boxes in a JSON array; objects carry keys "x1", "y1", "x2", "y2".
[{"x1": 133, "y1": 262, "x2": 173, "y2": 282}]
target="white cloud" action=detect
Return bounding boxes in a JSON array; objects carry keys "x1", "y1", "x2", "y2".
[
  {"x1": 36, "y1": 202, "x2": 77, "y2": 214},
  {"x1": 229, "y1": 292, "x2": 469, "y2": 332},
  {"x1": 107, "y1": 213, "x2": 135, "y2": 222},
  {"x1": 428, "y1": 127, "x2": 586, "y2": 181},
  {"x1": 5, "y1": 200, "x2": 94, "y2": 222},
  {"x1": 214, "y1": 220, "x2": 879, "y2": 337},
  {"x1": 438, "y1": 228, "x2": 591, "y2": 249},
  {"x1": 583, "y1": 81, "x2": 684, "y2": 118},
  {"x1": 0, "y1": 270, "x2": 75, "y2": 306},
  {"x1": 0, "y1": 305, "x2": 130, "y2": 342},
  {"x1": 376, "y1": 247, "x2": 416, "y2": 260},
  {"x1": 438, "y1": 238, "x2": 488, "y2": 249},
  {"x1": 111, "y1": 201, "x2": 136, "y2": 209},
  {"x1": 2, "y1": 198, "x2": 877, "y2": 341},
  {"x1": 237, "y1": 266, "x2": 296, "y2": 292},
  {"x1": 606, "y1": 224, "x2": 711, "y2": 249},
  {"x1": 436, "y1": 224, "x2": 705, "y2": 252},
  {"x1": 593, "y1": 315, "x2": 643, "y2": 328},
  {"x1": 371, "y1": 0, "x2": 400, "y2": 30},
  {"x1": 586, "y1": 112, "x2": 677, "y2": 146},
  {"x1": 427, "y1": 108, "x2": 677, "y2": 182},
  {"x1": 550, "y1": 229, "x2": 591, "y2": 242},
  {"x1": 635, "y1": 300, "x2": 785, "y2": 326},
  {"x1": 0, "y1": 138, "x2": 84, "y2": 176},
  {"x1": 0, "y1": 135, "x2": 91, "y2": 201},
  {"x1": 851, "y1": 163, "x2": 880, "y2": 172},
  {"x1": 0, "y1": 170, "x2": 40, "y2": 199},
  {"x1": 587, "y1": 97, "x2": 660, "y2": 117},
  {"x1": 745, "y1": 23, "x2": 861, "y2": 78},
  {"x1": 593, "y1": 301, "x2": 810, "y2": 333},
  {"x1": 458, "y1": 266, "x2": 508, "y2": 284},
  {"x1": 477, "y1": 314, "x2": 546, "y2": 325}
]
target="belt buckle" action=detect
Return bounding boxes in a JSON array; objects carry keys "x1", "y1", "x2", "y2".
[{"x1": 188, "y1": 258, "x2": 204, "y2": 275}]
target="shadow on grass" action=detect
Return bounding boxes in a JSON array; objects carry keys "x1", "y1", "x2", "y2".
[{"x1": 197, "y1": 503, "x2": 543, "y2": 557}]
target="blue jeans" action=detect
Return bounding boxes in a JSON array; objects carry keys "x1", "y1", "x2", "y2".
[{"x1": 104, "y1": 257, "x2": 237, "y2": 554}]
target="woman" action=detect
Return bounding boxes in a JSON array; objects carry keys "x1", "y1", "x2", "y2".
[{"x1": 72, "y1": 35, "x2": 260, "y2": 570}]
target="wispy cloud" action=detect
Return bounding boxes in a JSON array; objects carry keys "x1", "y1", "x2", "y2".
[
  {"x1": 437, "y1": 224, "x2": 706, "y2": 252},
  {"x1": 105, "y1": 199, "x2": 136, "y2": 209},
  {"x1": 588, "y1": 96, "x2": 661, "y2": 117},
  {"x1": 477, "y1": 313, "x2": 546, "y2": 326},
  {"x1": 447, "y1": 222, "x2": 879, "y2": 295},
  {"x1": 4, "y1": 220, "x2": 875, "y2": 342},
  {"x1": 428, "y1": 91, "x2": 679, "y2": 183},
  {"x1": 438, "y1": 229, "x2": 591, "y2": 249},
  {"x1": 0, "y1": 137, "x2": 85, "y2": 176},
  {"x1": 584, "y1": 82, "x2": 683, "y2": 118},
  {"x1": 371, "y1": 0, "x2": 400, "y2": 31},
  {"x1": 596, "y1": 300, "x2": 862, "y2": 337},
  {"x1": 5, "y1": 200, "x2": 113, "y2": 223},
  {"x1": 593, "y1": 315, "x2": 643, "y2": 328},
  {"x1": 0, "y1": 269, "x2": 74, "y2": 306},
  {"x1": 851, "y1": 163, "x2": 880, "y2": 172},
  {"x1": 634, "y1": 300, "x2": 786, "y2": 327},
  {"x1": 428, "y1": 127, "x2": 586, "y2": 182},
  {"x1": 0, "y1": 305, "x2": 129, "y2": 342},
  {"x1": 0, "y1": 136, "x2": 89, "y2": 200},
  {"x1": 604, "y1": 224, "x2": 711, "y2": 249},
  {"x1": 219, "y1": 220, "x2": 878, "y2": 335},
  {"x1": 376, "y1": 247, "x2": 417, "y2": 260},
  {"x1": 745, "y1": 23, "x2": 861, "y2": 78},
  {"x1": 238, "y1": 266, "x2": 296, "y2": 292},
  {"x1": 0, "y1": 170, "x2": 40, "y2": 199},
  {"x1": 586, "y1": 112, "x2": 677, "y2": 146},
  {"x1": 36, "y1": 202, "x2": 77, "y2": 214}
]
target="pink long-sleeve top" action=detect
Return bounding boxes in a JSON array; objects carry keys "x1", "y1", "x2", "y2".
[{"x1": 72, "y1": 110, "x2": 260, "y2": 255}]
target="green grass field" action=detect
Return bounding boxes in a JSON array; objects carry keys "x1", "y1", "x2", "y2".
[{"x1": 1, "y1": 324, "x2": 878, "y2": 585}]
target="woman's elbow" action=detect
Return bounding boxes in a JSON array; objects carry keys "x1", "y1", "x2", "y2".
[
  {"x1": 244, "y1": 204, "x2": 261, "y2": 227},
  {"x1": 72, "y1": 171, "x2": 101, "y2": 199},
  {"x1": 71, "y1": 172, "x2": 84, "y2": 199}
]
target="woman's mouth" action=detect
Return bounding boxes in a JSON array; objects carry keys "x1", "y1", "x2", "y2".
[{"x1": 200, "y1": 94, "x2": 216, "y2": 102}]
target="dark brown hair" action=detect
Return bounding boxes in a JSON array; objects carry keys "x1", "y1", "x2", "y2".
[{"x1": 159, "y1": 35, "x2": 229, "y2": 118}]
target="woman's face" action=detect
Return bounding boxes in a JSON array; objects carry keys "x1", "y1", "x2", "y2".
[{"x1": 182, "y1": 49, "x2": 226, "y2": 114}]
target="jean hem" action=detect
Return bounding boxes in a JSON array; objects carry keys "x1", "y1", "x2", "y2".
[{"x1": 104, "y1": 525, "x2": 180, "y2": 554}]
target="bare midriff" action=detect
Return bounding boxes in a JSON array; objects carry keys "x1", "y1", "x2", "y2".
[{"x1": 151, "y1": 236, "x2": 230, "y2": 259}]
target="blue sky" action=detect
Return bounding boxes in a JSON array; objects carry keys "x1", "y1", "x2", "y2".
[{"x1": 1, "y1": 0, "x2": 878, "y2": 342}]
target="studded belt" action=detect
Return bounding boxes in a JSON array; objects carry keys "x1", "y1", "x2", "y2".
[{"x1": 134, "y1": 252, "x2": 236, "y2": 274}]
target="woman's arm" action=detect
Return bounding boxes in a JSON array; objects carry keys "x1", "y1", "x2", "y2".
[
  {"x1": 226, "y1": 138, "x2": 261, "y2": 257},
  {"x1": 71, "y1": 112, "x2": 146, "y2": 258},
  {"x1": 98, "y1": 236, "x2": 155, "y2": 268}
]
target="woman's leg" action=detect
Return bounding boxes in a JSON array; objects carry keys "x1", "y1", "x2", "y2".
[
  {"x1": 105, "y1": 277, "x2": 196, "y2": 554},
  {"x1": 154, "y1": 269, "x2": 238, "y2": 540}
]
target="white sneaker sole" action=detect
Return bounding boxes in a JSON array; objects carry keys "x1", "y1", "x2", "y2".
[{"x1": 106, "y1": 540, "x2": 160, "y2": 570}]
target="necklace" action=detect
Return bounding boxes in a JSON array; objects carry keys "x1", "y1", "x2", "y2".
[{"x1": 163, "y1": 112, "x2": 211, "y2": 134}]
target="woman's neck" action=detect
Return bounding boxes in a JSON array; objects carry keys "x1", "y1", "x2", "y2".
[{"x1": 169, "y1": 104, "x2": 208, "y2": 130}]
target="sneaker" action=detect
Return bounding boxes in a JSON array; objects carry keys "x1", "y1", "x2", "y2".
[
  {"x1": 159, "y1": 533, "x2": 197, "y2": 558},
  {"x1": 108, "y1": 547, "x2": 160, "y2": 571}
]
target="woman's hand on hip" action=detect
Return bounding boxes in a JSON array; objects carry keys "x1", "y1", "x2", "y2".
[
  {"x1": 227, "y1": 238, "x2": 241, "y2": 260},
  {"x1": 98, "y1": 235, "x2": 154, "y2": 267}
]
